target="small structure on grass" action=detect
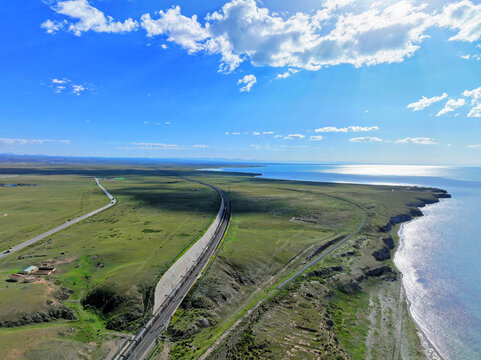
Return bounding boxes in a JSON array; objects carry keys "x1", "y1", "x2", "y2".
[
  {"x1": 9, "y1": 273, "x2": 25, "y2": 282},
  {"x1": 19, "y1": 265, "x2": 38, "y2": 275}
]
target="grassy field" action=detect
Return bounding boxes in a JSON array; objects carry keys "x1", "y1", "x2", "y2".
[
  {"x1": 0, "y1": 175, "x2": 107, "y2": 249},
  {"x1": 0, "y1": 168, "x2": 220, "y2": 358},
  {"x1": 0, "y1": 163, "x2": 442, "y2": 359},
  {"x1": 159, "y1": 174, "x2": 438, "y2": 360}
]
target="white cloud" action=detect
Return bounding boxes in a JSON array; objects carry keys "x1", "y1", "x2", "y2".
[
  {"x1": 284, "y1": 134, "x2": 305, "y2": 140},
  {"x1": 323, "y1": 0, "x2": 355, "y2": 11},
  {"x1": 461, "y1": 53, "x2": 481, "y2": 60},
  {"x1": 315, "y1": 126, "x2": 379, "y2": 133},
  {"x1": 466, "y1": 144, "x2": 481, "y2": 148},
  {"x1": 232, "y1": 132, "x2": 241, "y2": 135},
  {"x1": 133, "y1": 142, "x2": 179, "y2": 148},
  {"x1": 437, "y1": 1, "x2": 481, "y2": 42},
  {"x1": 0, "y1": 138, "x2": 70, "y2": 145},
  {"x1": 276, "y1": 68, "x2": 300, "y2": 80},
  {"x1": 407, "y1": 92, "x2": 448, "y2": 111},
  {"x1": 139, "y1": 1, "x2": 437, "y2": 73},
  {"x1": 237, "y1": 74, "x2": 256, "y2": 92},
  {"x1": 274, "y1": 135, "x2": 283, "y2": 138},
  {"x1": 350, "y1": 136, "x2": 383, "y2": 143},
  {"x1": 252, "y1": 131, "x2": 260, "y2": 136},
  {"x1": 125, "y1": 141, "x2": 207, "y2": 150},
  {"x1": 141, "y1": 6, "x2": 209, "y2": 52},
  {"x1": 396, "y1": 137, "x2": 438, "y2": 145},
  {"x1": 52, "y1": 78, "x2": 69, "y2": 84},
  {"x1": 42, "y1": 0, "x2": 481, "y2": 75},
  {"x1": 41, "y1": 19, "x2": 65, "y2": 34},
  {"x1": 49, "y1": 78, "x2": 90, "y2": 95},
  {"x1": 436, "y1": 98, "x2": 466, "y2": 116},
  {"x1": 43, "y1": 0, "x2": 138, "y2": 36},
  {"x1": 72, "y1": 84, "x2": 85, "y2": 95},
  {"x1": 310, "y1": 135, "x2": 323, "y2": 141},
  {"x1": 463, "y1": 86, "x2": 481, "y2": 117},
  {"x1": 262, "y1": 131, "x2": 274, "y2": 135}
]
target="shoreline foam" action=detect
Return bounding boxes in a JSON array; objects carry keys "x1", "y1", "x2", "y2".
[{"x1": 394, "y1": 199, "x2": 450, "y2": 360}]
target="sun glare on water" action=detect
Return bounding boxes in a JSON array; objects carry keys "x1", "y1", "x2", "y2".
[{"x1": 321, "y1": 165, "x2": 448, "y2": 177}]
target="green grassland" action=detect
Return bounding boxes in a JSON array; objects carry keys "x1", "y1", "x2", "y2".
[
  {"x1": 159, "y1": 174, "x2": 438, "y2": 360},
  {"x1": 0, "y1": 163, "x2": 441, "y2": 359},
  {"x1": 0, "y1": 175, "x2": 107, "y2": 249},
  {"x1": 0, "y1": 169, "x2": 220, "y2": 359}
]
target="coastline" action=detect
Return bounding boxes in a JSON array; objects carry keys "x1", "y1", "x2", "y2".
[
  {"x1": 393, "y1": 197, "x2": 450, "y2": 360},
  {"x1": 202, "y1": 166, "x2": 454, "y2": 359}
]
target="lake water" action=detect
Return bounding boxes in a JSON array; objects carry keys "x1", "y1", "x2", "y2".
[{"x1": 204, "y1": 164, "x2": 481, "y2": 360}]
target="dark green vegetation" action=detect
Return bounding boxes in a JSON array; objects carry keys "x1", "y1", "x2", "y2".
[{"x1": 0, "y1": 162, "x2": 443, "y2": 359}]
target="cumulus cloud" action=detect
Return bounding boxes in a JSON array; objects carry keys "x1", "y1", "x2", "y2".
[
  {"x1": 237, "y1": 74, "x2": 256, "y2": 92},
  {"x1": 407, "y1": 92, "x2": 448, "y2": 111},
  {"x1": 437, "y1": 1, "x2": 481, "y2": 42},
  {"x1": 284, "y1": 134, "x2": 305, "y2": 140},
  {"x1": 42, "y1": 1, "x2": 481, "y2": 75},
  {"x1": 350, "y1": 136, "x2": 383, "y2": 143},
  {"x1": 463, "y1": 86, "x2": 481, "y2": 117},
  {"x1": 0, "y1": 138, "x2": 70, "y2": 145},
  {"x1": 139, "y1": 0, "x2": 438, "y2": 73},
  {"x1": 310, "y1": 135, "x2": 323, "y2": 141},
  {"x1": 436, "y1": 98, "x2": 466, "y2": 116},
  {"x1": 396, "y1": 137, "x2": 438, "y2": 144},
  {"x1": 315, "y1": 126, "x2": 379, "y2": 133},
  {"x1": 141, "y1": 6, "x2": 209, "y2": 52},
  {"x1": 42, "y1": 0, "x2": 138, "y2": 36}
]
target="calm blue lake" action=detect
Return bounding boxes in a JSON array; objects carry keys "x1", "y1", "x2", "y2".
[{"x1": 204, "y1": 164, "x2": 481, "y2": 360}]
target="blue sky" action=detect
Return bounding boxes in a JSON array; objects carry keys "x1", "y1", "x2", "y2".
[{"x1": 1, "y1": 0, "x2": 481, "y2": 164}]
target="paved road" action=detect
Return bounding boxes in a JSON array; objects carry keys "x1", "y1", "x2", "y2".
[
  {"x1": 0, "y1": 177, "x2": 116, "y2": 260},
  {"x1": 115, "y1": 179, "x2": 231, "y2": 360}
]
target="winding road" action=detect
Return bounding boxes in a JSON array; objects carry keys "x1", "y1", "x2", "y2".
[
  {"x1": 114, "y1": 178, "x2": 231, "y2": 360},
  {"x1": 0, "y1": 177, "x2": 116, "y2": 260}
]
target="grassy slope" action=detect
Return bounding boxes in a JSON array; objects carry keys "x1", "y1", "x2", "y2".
[
  {"x1": 0, "y1": 171, "x2": 219, "y2": 359},
  {"x1": 163, "y1": 175, "x2": 438, "y2": 360}
]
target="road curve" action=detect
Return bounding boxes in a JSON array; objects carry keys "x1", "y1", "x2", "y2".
[
  {"x1": 114, "y1": 178, "x2": 231, "y2": 360},
  {"x1": 0, "y1": 177, "x2": 116, "y2": 260}
]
